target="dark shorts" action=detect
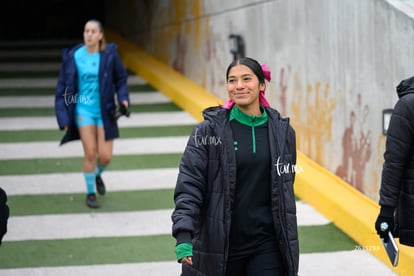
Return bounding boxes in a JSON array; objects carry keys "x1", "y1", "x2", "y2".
[{"x1": 226, "y1": 247, "x2": 285, "y2": 276}]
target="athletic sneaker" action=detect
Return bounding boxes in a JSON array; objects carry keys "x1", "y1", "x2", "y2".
[
  {"x1": 95, "y1": 176, "x2": 106, "y2": 196},
  {"x1": 86, "y1": 193, "x2": 99, "y2": 208}
]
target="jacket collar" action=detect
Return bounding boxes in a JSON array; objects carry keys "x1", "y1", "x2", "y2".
[{"x1": 229, "y1": 105, "x2": 268, "y2": 127}]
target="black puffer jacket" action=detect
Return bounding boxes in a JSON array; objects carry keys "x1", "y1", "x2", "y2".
[
  {"x1": 380, "y1": 76, "x2": 414, "y2": 246},
  {"x1": 0, "y1": 187, "x2": 9, "y2": 245},
  {"x1": 172, "y1": 106, "x2": 298, "y2": 275}
]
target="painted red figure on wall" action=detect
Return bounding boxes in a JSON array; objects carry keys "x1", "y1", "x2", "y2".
[{"x1": 336, "y1": 94, "x2": 372, "y2": 193}]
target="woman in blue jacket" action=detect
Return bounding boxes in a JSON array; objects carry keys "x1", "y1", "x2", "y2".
[
  {"x1": 55, "y1": 19, "x2": 130, "y2": 208},
  {"x1": 172, "y1": 57, "x2": 298, "y2": 275}
]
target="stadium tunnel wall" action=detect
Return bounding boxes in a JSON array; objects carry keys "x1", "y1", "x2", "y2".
[{"x1": 104, "y1": 0, "x2": 414, "y2": 273}]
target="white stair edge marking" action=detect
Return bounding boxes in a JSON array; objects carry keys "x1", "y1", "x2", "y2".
[
  {"x1": 0, "y1": 136, "x2": 189, "y2": 159},
  {"x1": 0, "y1": 75, "x2": 146, "y2": 88},
  {"x1": 299, "y1": 250, "x2": 397, "y2": 275},
  {"x1": 0, "y1": 111, "x2": 197, "y2": 130},
  {"x1": 0, "y1": 251, "x2": 397, "y2": 276},
  {"x1": 0, "y1": 261, "x2": 181, "y2": 276},
  {"x1": 296, "y1": 201, "x2": 330, "y2": 226},
  {"x1": 1, "y1": 168, "x2": 178, "y2": 195},
  {"x1": 4, "y1": 209, "x2": 174, "y2": 241},
  {"x1": 4, "y1": 201, "x2": 328, "y2": 242},
  {"x1": 0, "y1": 92, "x2": 171, "y2": 108}
]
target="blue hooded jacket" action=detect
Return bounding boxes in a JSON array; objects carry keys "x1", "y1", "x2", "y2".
[{"x1": 55, "y1": 43, "x2": 129, "y2": 145}]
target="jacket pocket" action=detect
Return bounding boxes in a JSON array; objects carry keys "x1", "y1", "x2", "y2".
[
  {"x1": 182, "y1": 263, "x2": 207, "y2": 276},
  {"x1": 398, "y1": 190, "x2": 414, "y2": 230}
]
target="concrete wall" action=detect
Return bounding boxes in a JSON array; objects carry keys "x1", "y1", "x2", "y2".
[{"x1": 104, "y1": 0, "x2": 414, "y2": 201}]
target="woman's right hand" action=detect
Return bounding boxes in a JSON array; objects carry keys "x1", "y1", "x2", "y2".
[
  {"x1": 180, "y1": 256, "x2": 193, "y2": 265},
  {"x1": 175, "y1": 242, "x2": 193, "y2": 265}
]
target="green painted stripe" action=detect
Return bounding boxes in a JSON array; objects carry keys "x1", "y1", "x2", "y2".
[
  {"x1": 8, "y1": 189, "x2": 296, "y2": 217},
  {"x1": 119, "y1": 125, "x2": 194, "y2": 138},
  {"x1": 0, "y1": 84, "x2": 155, "y2": 96},
  {"x1": 9, "y1": 189, "x2": 174, "y2": 216},
  {"x1": 0, "y1": 42, "x2": 79, "y2": 50},
  {"x1": 0, "y1": 153, "x2": 182, "y2": 175},
  {"x1": 0, "y1": 70, "x2": 148, "y2": 79},
  {"x1": 0, "y1": 107, "x2": 55, "y2": 117},
  {"x1": 0, "y1": 223, "x2": 356, "y2": 269},
  {"x1": 0, "y1": 125, "x2": 194, "y2": 142},
  {"x1": 0, "y1": 103, "x2": 181, "y2": 117},
  {"x1": 0, "y1": 87, "x2": 57, "y2": 96},
  {"x1": 129, "y1": 84, "x2": 157, "y2": 92},
  {"x1": 0, "y1": 234, "x2": 176, "y2": 269},
  {"x1": 120, "y1": 102, "x2": 183, "y2": 112},
  {"x1": 0, "y1": 71, "x2": 59, "y2": 78},
  {"x1": 0, "y1": 56, "x2": 61, "y2": 62},
  {"x1": 0, "y1": 129, "x2": 65, "y2": 142},
  {"x1": 298, "y1": 223, "x2": 356, "y2": 253},
  {"x1": 0, "y1": 70, "x2": 136, "y2": 79}
]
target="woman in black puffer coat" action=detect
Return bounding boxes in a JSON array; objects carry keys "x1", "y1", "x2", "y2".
[
  {"x1": 172, "y1": 57, "x2": 299, "y2": 276},
  {"x1": 0, "y1": 187, "x2": 9, "y2": 245},
  {"x1": 375, "y1": 75, "x2": 414, "y2": 246}
]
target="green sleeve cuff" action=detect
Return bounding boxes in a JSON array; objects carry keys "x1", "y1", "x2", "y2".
[{"x1": 175, "y1": 242, "x2": 193, "y2": 262}]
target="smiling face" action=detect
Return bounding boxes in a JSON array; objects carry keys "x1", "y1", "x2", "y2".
[
  {"x1": 227, "y1": 64, "x2": 265, "y2": 115},
  {"x1": 83, "y1": 21, "x2": 103, "y2": 52}
]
